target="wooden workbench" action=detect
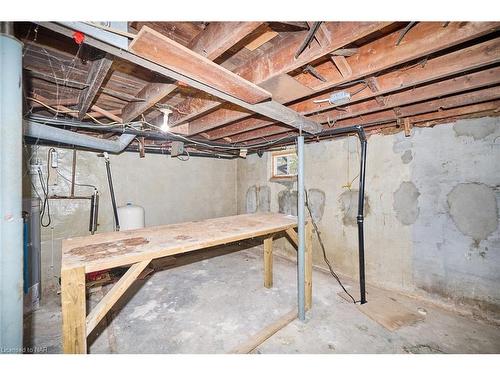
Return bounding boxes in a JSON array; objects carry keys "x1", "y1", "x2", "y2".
[{"x1": 60, "y1": 212, "x2": 312, "y2": 353}]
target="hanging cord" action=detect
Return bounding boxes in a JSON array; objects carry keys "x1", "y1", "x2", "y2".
[
  {"x1": 39, "y1": 148, "x2": 56, "y2": 227},
  {"x1": 304, "y1": 189, "x2": 357, "y2": 304}
]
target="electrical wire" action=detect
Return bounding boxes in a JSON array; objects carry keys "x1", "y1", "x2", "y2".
[
  {"x1": 142, "y1": 120, "x2": 293, "y2": 151},
  {"x1": 55, "y1": 168, "x2": 97, "y2": 190},
  {"x1": 176, "y1": 148, "x2": 190, "y2": 161},
  {"x1": 39, "y1": 148, "x2": 55, "y2": 227},
  {"x1": 27, "y1": 102, "x2": 303, "y2": 154},
  {"x1": 304, "y1": 189, "x2": 357, "y2": 304},
  {"x1": 27, "y1": 97, "x2": 120, "y2": 126}
]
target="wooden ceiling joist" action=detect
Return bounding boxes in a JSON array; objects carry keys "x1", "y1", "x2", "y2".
[
  {"x1": 307, "y1": 66, "x2": 500, "y2": 124},
  {"x1": 121, "y1": 82, "x2": 176, "y2": 123},
  {"x1": 182, "y1": 22, "x2": 499, "y2": 136},
  {"x1": 129, "y1": 26, "x2": 272, "y2": 105},
  {"x1": 410, "y1": 100, "x2": 500, "y2": 124},
  {"x1": 77, "y1": 54, "x2": 113, "y2": 119},
  {"x1": 139, "y1": 22, "x2": 265, "y2": 125},
  {"x1": 230, "y1": 85, "x2": 500, "y2": 143},
  {"x1": 38, "y1": 22, "x2": 323, "y2": 134},
  {"x1": 238, "y1": 99, "x2": 500, "y2": 147},
  {"x1": 167, "y1": 22, "x2": 392, "y2": 126},
  {"x1": 206, "y1": 37, "x2": 500, "y2": 140},
  {"x1": 189, "y1": 22, "x2": 264, "y2": 60},
  {"x1": 91, "y1": 105, "x2": 122, "y2": 123},
  {"x1": 26, "y1": 21, "x2": 500, "y2": 146}
]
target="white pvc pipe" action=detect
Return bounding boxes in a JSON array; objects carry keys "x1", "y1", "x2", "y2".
[{"x1": 0, "y1": 30, "x2": 23, "y2": 351}]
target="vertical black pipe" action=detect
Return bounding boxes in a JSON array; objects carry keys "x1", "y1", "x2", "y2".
[
  {"x1": 89, "y1": 189, "x2": 99, "y2": 234},
  {"x1": 105, "y1": 158, "x2": 120, "y2": 231},
  {"x1": 89, "y1": 193, "x2": 95, "y2": 232},
  {"x1": 357, "y1": 134, "x2": 367, "y2": 304}
]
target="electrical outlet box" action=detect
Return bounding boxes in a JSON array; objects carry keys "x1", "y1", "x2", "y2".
[
  {"x1": 29, "y1": 160, "x2": 42, "y2": 175},
  {"x1": 170, "y1": 141, "x2": 184, "y2": 157},
  {"x1": 329, "y1": 91, "x2": 351, "y2": 105},
  {"x1": 50, "y1": 150, "x2": 58, "y2": 168}
]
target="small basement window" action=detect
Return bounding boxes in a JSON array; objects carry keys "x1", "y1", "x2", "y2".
[{"x1": 271, "y1": 150, "x2": 298, "y2": 180}]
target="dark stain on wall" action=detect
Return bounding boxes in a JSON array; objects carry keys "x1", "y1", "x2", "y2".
[
  {"x1": 447, "y1": 183, "x2": 498, "y2": 242},
  {"x1": 339, "y1": 189, "x2": 370, "y2": 226},
  {"x1": 393, "y1": 181, "x2": 420, "y2": 225},
  {"x1": 246, "y1": 185, "x2": 271, "y2": 213}
]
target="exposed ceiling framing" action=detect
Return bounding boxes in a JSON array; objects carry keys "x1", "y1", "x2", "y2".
[{"x1": 18, "y1": 21, "x2": 500, "y2": 157}]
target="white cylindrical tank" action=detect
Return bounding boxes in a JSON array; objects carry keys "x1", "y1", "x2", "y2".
[{"x1": 117, "y1": 203, "x2": 145, "y2": 231}]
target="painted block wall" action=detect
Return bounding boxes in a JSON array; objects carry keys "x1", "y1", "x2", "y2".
[
  {"x1": 24, "y1": 147, "x2": 237, "y2": 294},
  {"x1": 237, "y1": 117, "x2": 500, "y2": 321}
]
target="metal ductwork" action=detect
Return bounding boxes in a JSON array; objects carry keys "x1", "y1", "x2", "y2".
[{"x1": 23, "y1": 121, "x2": 136, "y2": 153}]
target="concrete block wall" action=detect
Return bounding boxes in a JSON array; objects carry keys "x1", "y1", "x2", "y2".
[
  {"x1": 24, "y1": 148, "x2": 237, "y2": 295},
  {"x1": 237, "y1": 117, "x2": 500, "y2": 322}
]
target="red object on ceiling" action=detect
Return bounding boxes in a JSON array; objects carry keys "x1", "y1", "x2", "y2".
[{"x1": 72, "y1": 31, "x2": 85, "y2": 45}]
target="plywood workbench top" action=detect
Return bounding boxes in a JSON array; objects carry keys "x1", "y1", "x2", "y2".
[{"x1": 62, "y1": 213, "x2": 298, "y2": 273}]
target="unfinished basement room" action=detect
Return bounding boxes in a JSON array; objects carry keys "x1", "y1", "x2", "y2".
[{"x1": 1, "y1": 3, "x2": 500, "y2": 369}]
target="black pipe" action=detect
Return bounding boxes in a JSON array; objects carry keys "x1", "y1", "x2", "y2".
[
  {"x1": 104, "y1": 157, "x2": 120, "y2": 231},
  {"x1": 89, "y1": 189, "x2": 99, "y2": 234},
  {"x1": 356, "y1": 130, "x2": 368, "y2": 304},
  {"x1": 271, "y1": 125, "x2": 368, "y2": 304}
]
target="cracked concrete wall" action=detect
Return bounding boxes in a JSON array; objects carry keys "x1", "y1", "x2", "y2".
[
  {"x1": 25, "y1": 147, "x2": 237, "y2": 294},
  {"x1": 237, "y1": 116, "x2": 500, "y2": 320}
]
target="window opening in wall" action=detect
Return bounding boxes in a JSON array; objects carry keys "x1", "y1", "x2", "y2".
[{"x1": 271, "y1": 150, "x2": 298, "y2": 180}]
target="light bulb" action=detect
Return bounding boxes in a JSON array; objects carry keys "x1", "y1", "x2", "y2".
[{"x1": 158, "y1": 108, "x2": 172, "y2": 133}]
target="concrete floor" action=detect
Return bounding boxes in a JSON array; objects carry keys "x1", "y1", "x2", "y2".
[{"x1": 24, "y1": 244, "x2": 500, "y2": 354}]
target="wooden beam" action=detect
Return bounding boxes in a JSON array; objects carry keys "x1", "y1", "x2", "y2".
[
  {"x1": 25, "y1": 68, "x2": 89, "y2": 90},
  {"x1": 331, "y1": 55, "x2": 352, "y2": 78},
  {"x1": 90, "y1": 105, "x2": 122, "y2": 123},
  {"x1": 228, "y1": 309, "x2": 298, "y2": 354},
  {"x1": 245, "y1": 26, "x2": 278, "y2": 51},
  {"x1": 286, "y1": 228, "x2": 299, "y2": 247},
  {"x1": 86, "y1": 260, "x2": 150, "y2": 336},
  {"x1": 129, "y1": 26, "x2": 271, "y2": 105},
  {"x1": 410, "y1": 100, "x2": 500, "y2": 124},
  {"x1": 331, "y1": 48, "x2": 359, "y2": 57},
  {"x1": 240, "y1": 100, "x2": 500, "y2": 145},
  {"x1": 78, "y1": 55, "x2": 113, "y2": 119},
  {"x1": 139, "y1": 22, "x2": 263, "y2": 125},
  {"x1": 211, "y1": 59, "x2": 500, "y2": 140},
  {"x1": 61, "y1": 266, "x2": 87, "y2": 354},
  {"x1": 189, "y1": 22, "x2": 264, "y2": 60},
  {"x1": 309, "y1": 66, "x2": 500, "y2": 124},
  {"x1": 230, "y1": 85, "x2": 500, "y2": 142},
  {"x1": 29, "y1": 94, "x2": 78, "y2": 109},
  {"x1": 403, "y1": 117, "x2": 412, "y2": 137},
  {"x1": 167, "y1": 22, "x2": 392, "y2": 126},
  {"x1": 268, "y1": 22, "x2": 309, "y2": 31},
  {"x1": 121, "y1": 82, "x2": 176, "y2": 122},
  {"x1": 38, "y1": 22, "x2": 322, "y2": 134},
  {"x1": 183, "y1": 22, "x2": 498, "y2": 136},
  {"x1": 208, "y1": 38, "x2": 500, "y2": 139},
  {"x1": 264, "y1": 236, "x2": 273, "y2": 288},
  {"x1": 87, "y1": 108, "x2": 122, "y2": 120}
]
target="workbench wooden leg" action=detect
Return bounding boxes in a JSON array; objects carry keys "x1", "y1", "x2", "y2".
[
  {"x1": 61, "y1": 266, "x2": 87, "y2": 354},
  {"x1": 264, "y1": 236, "x2": 273, "y2": 288},
  {"x1": 305, "y1": 221, "x2": 313, "y2": 310}
]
